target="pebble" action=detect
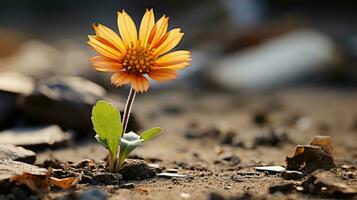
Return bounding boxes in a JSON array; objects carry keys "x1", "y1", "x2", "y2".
[
  {"x1": 180, "y1": 192, "x2": 190, "y2": 199},
  {"x1": 120, "y1": 183, "x2": 135, "y2": 189},
  {"x1": 0, "y1": 125, "x2": 72, "y2": 150},
  {"x1": 157, "y1": 172, "x2": 187, "y2": 178},
  {"x1": 224, "y1": 186, "x2": 232, "y2": 190}
]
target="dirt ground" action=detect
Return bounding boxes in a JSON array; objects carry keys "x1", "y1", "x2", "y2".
[{"x1": 36, "y1": 87, "x2": 357, "y2": 200}]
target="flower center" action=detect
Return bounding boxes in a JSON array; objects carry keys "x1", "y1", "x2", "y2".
[{"x1": 122, "y1": 43, "x2": 156, "y2": 74}]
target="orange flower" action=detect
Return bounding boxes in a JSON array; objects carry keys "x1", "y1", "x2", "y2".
[{"x1": 88, "y1": 9, "x2": 191, "y2": 93}]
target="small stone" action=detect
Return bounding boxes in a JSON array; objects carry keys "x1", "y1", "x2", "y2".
[
  {"x1": 281, "y1": 170, "x2": 304, "y2": 180},
  {"x1": 92, "y1": 172, "x2": 122, "y2": 185},
  {"x1": 157, "y1": 172, "x2": 187, "y2": 178},
  {"x1": 166, "y1": 168, "x2": 178, "y2": 173},
  {"x1": 296, "y1": 186, "x2": 304, "y2": 192},
  {"x1": 224, "y1": 186, "x2": 232, "y2": 190},
  {"x1": 120, "y1": 183, "x2": 135, "y2": 189},
  {"x1": 0, "y1": 125, "x2": 72, "y2": 150},
  {"x1": 180, "y1": 192, "x2": 190, "y2": 199},
  {"x1": 72, "y1": 159, "x2": 95, "y2": 169},
  {"x1": 120, "y1": 159, "x2": 156, "y2": 181},
  {"x1": 0, "y1": 144, "x2": 36, "y2": 164},
  {"x1": 216, "y1": 152, "x2": 241, "y2": 166},
  {"x1": 231, "y1": 174, "x2": 245, "y2": 182},
  {"x1": 255, "y1": 166, "x2": 286, "y2": 173},
  {"x1": 269, "y1": 182, "x2": 295, "y2": 194}
]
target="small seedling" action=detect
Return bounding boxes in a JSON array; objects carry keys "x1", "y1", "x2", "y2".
[
  {"x1": 88, "y1": 9, "x2": 190, "y2": 172},
  {"x1": 92, "y1": 100, "x2": 161, "y2": 171}
]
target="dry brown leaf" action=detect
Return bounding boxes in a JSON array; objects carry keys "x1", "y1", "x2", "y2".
[
  {"x1": 10, "y1": 172, "x2": 49, "y2": 194},
  {"x1": 49, "y1": 176, "x2": 78, "y2": 189}
]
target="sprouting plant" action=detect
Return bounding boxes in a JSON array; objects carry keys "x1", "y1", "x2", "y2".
[
  {"x1": 92, "y1": 100, "x2": 161, "y2": 172},
  {"x1": 87, "y1": 9, "x2": 191, "y2": 172}
]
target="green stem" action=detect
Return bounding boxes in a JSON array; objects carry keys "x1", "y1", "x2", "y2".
[{"x1": 108, "y1": 152, "x2": 117, "y2": 172}]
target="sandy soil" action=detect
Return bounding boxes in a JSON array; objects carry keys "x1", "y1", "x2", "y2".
[{"x1": 37, "y1": 87, "x2": 357, "y2": 200}]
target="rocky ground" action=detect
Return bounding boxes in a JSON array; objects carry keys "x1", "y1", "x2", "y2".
[{"x1": 1, "y1": 79, "x2": 356, "y2": 200}]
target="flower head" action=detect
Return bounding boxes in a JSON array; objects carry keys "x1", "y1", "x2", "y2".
[{"x1": 88, "y1": 9, "x2": 191, "y2": 93}]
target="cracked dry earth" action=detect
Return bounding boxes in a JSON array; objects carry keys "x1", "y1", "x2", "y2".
[{"x1": 37, "y1": 88, "x2": 357, "y2": 200}]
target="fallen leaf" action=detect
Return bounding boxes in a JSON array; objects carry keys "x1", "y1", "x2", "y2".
[
  {"x1": 49, "y1": 176, "x2": 78, "y2": 189},
  {"x1": 10, "y1": 172, "x2": 49, "y2": 194}
]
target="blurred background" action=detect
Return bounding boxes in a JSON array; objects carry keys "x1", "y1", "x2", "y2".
[{"x1": 0, "y1": 0, "x2": 357, "y2": 140}]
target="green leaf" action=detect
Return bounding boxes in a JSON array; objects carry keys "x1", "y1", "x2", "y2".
[
  {"x1": 95, "y1": 135, "x2": 109, "y2": 149},
  {"x1": 118, "y1": 132, "x2": 143, "y2": 169},
  {"x1": 91, "y1": 100, "x2": 122, "y2": 158},
  {"x1": 140, "y1": 127, "x2": 162, "y2": 142}
]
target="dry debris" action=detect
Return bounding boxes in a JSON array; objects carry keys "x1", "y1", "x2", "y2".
[
  {"x1": 286, "y1": 135, "x2": 336, "y2": 173},
  {"x1": 302, "y1": 170, "x2": 357, "y2": 198}
]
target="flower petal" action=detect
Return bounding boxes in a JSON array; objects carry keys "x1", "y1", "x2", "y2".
[
  {"x1": 148, "y1": 15, "x2": 168, "y2": 47},
  {"x1": 117, "y1": 10, "x2": 138, "y2": 47},
  {"x1": 93, "y1": 23, "x2": 126, "y2": 54},
  {"x1": 137, "y1": 75, "x2": 149, "y2": 92},
  {"x1": 148, "y1": 69, "x2": 177, "y2": 81},
  {"x1": 153, "y1": 28, "x2": 184, "y2": 56},
  {"x1": 111, "y1": 71, "x2": 131, "y2": 86},
  {"x1": 90, "y1": 56, "x2": 124, "y2": 72},
  {"x1": 139, "y1": 9, "x2": 155, "y2": 46},
  {"x1": 152, "y1": 62, "x2": 190, "y2": 70},
  {"x1": 155, "y1": 50, "x2": 191, "y2": 66},
  {"x1": 88, "y1": 35, "x2": 122, "y2": 60}
]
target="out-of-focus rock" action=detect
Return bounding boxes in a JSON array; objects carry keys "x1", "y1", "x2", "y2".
[
  {"x1": 302, "y1": 170, "x2": 357, "y2": 198},
  {"x1": 0, "y1": 40, "x2": 90, "y2": 79},
  {"x1": 0, "y1": 144, "x2": 36, "y2": 164},
  {"x1": 20, "y1": 76, "x2": 139, "y2": 135},
  {"x1": 286, "y1": 136, "x2": 335, "y2": 174},
  {"x1": 0, "y1": 28, "x2": 26, "y2": 58},
  {"x1": 0, "y1": 125, "x2": 72, "y2": 150},
  {"x1": 0, "y1": 160, "x2": 47, "y2": 182},
  {"x1": 0, "y1": 72, "x2": 34, "y2": 129},
  {"x1": 20, "y1": 76, "x2": 105, "y2": 135},
  {"x1": 185, "y1": 125, "x2": 239, "y2": 146},
  {"x1": 253, "y1": 128, "x2": 290, "y2": 147},
  {"x1": 208, "y1": 29, "x2": 337, "y2": 90}
]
